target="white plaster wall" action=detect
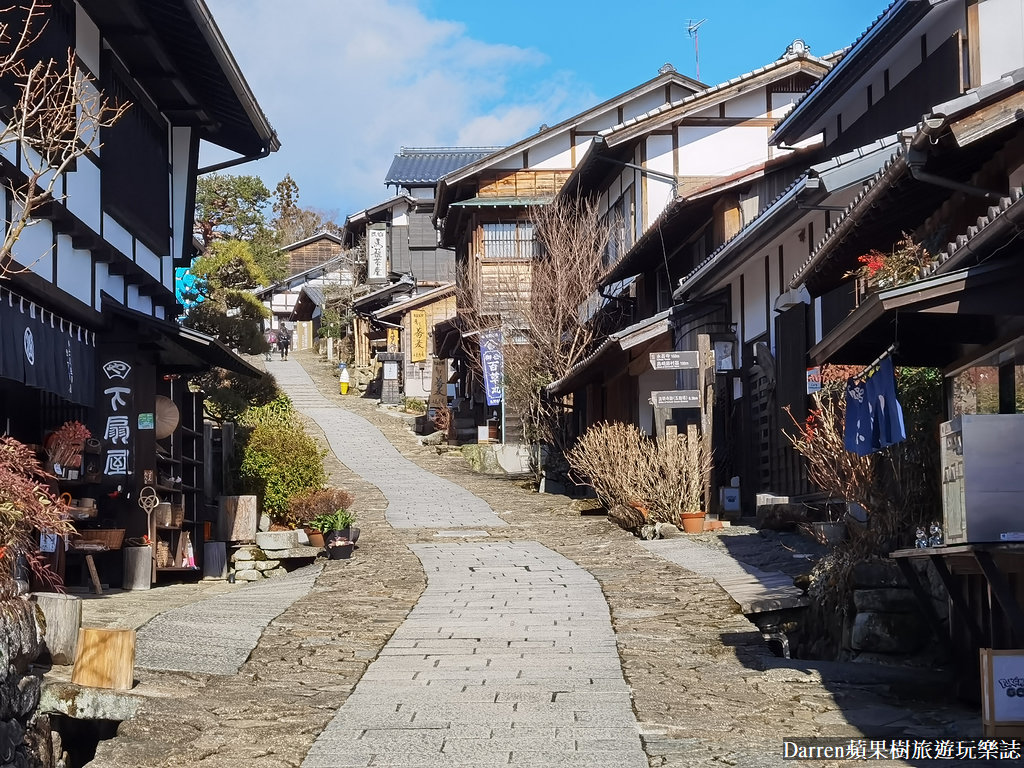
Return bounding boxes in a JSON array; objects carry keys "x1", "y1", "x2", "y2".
[
  {"x1": 102, "y1": 214, "x2": 133, "y2": 260},
  {"x1": 493, "y1": 152, "x2": 525, "y2": 170},
  {"x1": 577, "y1": 108, "x2": 618, "y2": 133},
  {"x1": 65, "y1": 155, "x2": 101, "y2": 233},
  {"x1": 126, "y1": 285, "x2": 152, "y2": 314},
  {"x1": 154, "y1": 305, "x2": 166, "y2": 320},
  {"x1": 669, "y1": 83, "x2": 696, "y2": 101},
  {"x1": 678, "y1": 125, "x2": 767, "y2": 176},
  {"x1": 55, "y1": 235, "x2": 92, "y2": 306},
  {"x1": 96, "y1": 263, "x2": 124, "y2": 307},
  {"x1": 531, "y1": 133, "x2": 573, "y2": 169},
  {"x1": 743, "y1": 260, "x2": 768, "y2": 343},
  {"x1": 725, "y1": 89, "x2": 767, "y2": 119},
  {"x1": 392, "y1": 201, "x2": 410, "y2": 226},
  {"x1": 135, "y1": 241, "x2": 161, "y2": 283},
  {"x1": 16, "y1": 220, "x2": 53, "y2": 279},
  {"x1": 622, "y1": 89, "x2": 670, "y2": 123},
  {"x1": 843, "y1": 88, "x2": 870, "y2": 129},
  {"x1": 637, "y1": 368, "x2": 677, "y2": 436},
  {"x1": 75, "y1": 4, "x2": 101, "y2": 75},
  {"x1": 574, "y1": 133, "x2": 595, "y2": 162},
  {"x1": 813, "y1": 296, "x2": 823, "y2": 343},
  {"x1": 770, "y1": 92, "x2": 802, "y2": 119},
  {"x1": 979, "y1": 0, "x2": 1024, "y2": 82},
  {"x1": 170, "y1": 126, "x2": 192, "y2": 268},
  {"x1": 644, "y1": 134, "x2": 674, "y2": 228},
  {"x1": 693, "y1": 104, "x2": 719, "y2": 119}
]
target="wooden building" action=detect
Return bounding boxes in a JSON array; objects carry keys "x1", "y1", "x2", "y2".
[{"x1": 0, "y1": 0, "x2": 277, "y2": 586}]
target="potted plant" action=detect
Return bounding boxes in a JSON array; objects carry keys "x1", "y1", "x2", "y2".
[
  {"x1": 290, "y1": 487, "x2": 353, "y2": 548},
  {"x1": 311, "y1": 508, "x2": 356, "y2": 545},
  {"x1": 325, "y1": 536, "x2": 354, "y2": 560}
]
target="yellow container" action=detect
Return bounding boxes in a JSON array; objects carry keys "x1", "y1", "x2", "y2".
[{"x1": 340, "y1": 381, "x2": 349, "y2": 395}]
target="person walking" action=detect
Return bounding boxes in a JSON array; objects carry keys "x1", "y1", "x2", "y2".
[{"x1": 279, "y1": 329, "x2": 291, "y2": 360}]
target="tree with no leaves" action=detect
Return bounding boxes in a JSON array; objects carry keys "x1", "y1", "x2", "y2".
[
  {"x1": 0, "y1": 2, "x2": 128, "y2": 277},
  {"x1": 458, "y1": 196, "x2": 612, "y2": 474}
]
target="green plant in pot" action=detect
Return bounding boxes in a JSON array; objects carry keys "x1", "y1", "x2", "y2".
[{"x1": 311, "y1": 508, "x2": 357, "y2": 543}]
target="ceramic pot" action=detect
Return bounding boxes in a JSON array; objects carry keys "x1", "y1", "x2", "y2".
[
  {"x1": 305, "y1": 529, "x2": 325, "y2": 548},
  {"x1": 680, "y1": 512, "x2": 706, "y2": 534}
]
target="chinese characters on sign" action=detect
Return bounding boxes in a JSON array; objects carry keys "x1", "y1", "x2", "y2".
[
  {"x1": 650, "y1": 390, "x2": 700, "y2": 408},
  {"x1": 479, "y1": 329, "x2": 503, "y2": 407},
  {"x1": 806, "y1": 366, "x2": 822, "y2": 394},
  {"x1": 429, "y1": 358, "x2": 448, "y2": 409},
  {"x1": 367, "y1": 225, "x2": 388, "y2": 282},
  {"x1": 386, "y1": 328, "x2": 400, "y2": 353},
  {"x1": 411, "y1": 310, "x2": 428, "y2": 362},
  {"x1": 649, "y1": 351, "x2": 700, "y2": 370},
  {"x1": 100, "y1": 359, "x2": 133, "y2": 479}
]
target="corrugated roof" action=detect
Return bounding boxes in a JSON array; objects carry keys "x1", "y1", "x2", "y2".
[{"x1": 385, "y1": 148, "x2": 501, "y2": 186}]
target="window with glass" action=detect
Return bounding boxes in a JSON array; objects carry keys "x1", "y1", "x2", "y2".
[{"x1": 481, "y1": 221, "x2": 537, "y2": 260}]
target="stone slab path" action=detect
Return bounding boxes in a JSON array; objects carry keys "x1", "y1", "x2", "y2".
[
  {"x1": 302, "y1": 541, "x2": 646, "y2": 768},
  {"x1": 640, "y1": 538, "x2": 807, "y2": 614},
  {"x1": 274, "y1": 361, "x2": 505, "y2": 529},
  {"x1": 136, "y1": 564, "x2": 321, "y2": 675}
]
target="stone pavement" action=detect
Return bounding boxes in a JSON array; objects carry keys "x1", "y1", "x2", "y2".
[
  {"x1": 640, "y1": 538, "x2": 807, "y2": 613},
  {"x1": 137, "y1": 565, "x2": 321, "y2": 675},
  {"x1": 273, "y1": 361, "x2": 505, "y2": 529},
  {"x1": 74, "y1": 350, "x2": 980, "y2": 768}
]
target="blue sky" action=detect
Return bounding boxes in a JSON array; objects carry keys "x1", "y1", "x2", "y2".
[{"x1": 204, "y1": 0, "x2": 891, "y2": 221}]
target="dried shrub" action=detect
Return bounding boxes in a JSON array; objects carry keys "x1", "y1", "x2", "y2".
[
  {"x1": 567, "y1": 421, "x2": 712, "y2": 529},
  {"x1": 431, "y1": 404, "x2": 452, "y2": 433},
  {"x1": 290, "y1": 487, "x2": 353, "y2": 526},
  {"x1": 0, "y1": 436, "x2": 76, "y2": 596}
]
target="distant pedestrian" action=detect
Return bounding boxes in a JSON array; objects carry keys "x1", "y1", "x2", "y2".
[
  {"x1": 279, "y1": 330, "x2": 291, "y2": 360},
  {"x1": 264, "y1": 330, "x2": 277, "y2": 362}
]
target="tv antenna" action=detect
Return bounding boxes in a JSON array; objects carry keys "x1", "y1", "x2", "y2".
[{"x1": 687, "y1": 18, "x2": 707, "y2": 81}]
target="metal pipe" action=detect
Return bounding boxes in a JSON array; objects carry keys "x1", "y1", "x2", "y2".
[{"x1": 197, "y1": 145, "x2": 273, "y2": 175}]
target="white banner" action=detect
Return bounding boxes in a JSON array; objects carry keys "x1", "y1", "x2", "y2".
[{"x1": 367, "y1": 225, "x2": 388, "y2": 282}]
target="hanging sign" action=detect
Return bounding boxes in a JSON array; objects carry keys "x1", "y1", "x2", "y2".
[
  {"x1": 386, "y1": 328, "x2": 400, "y2": 352},
  {"x1": 650, "y1": 390, "x2": 700, "y2": 408},
  {"x1": 650, "y1": 351, "x2": 700, "y2": 370},
  {"x1": 479, "y1": 328, "x2": 503, "y2": 406},
  {"x1": 367, "y1": 224, "x2": 388, "y2": 283},
  {"x1": 411, "y1": 310, "x2": 428, "y2": 362}
]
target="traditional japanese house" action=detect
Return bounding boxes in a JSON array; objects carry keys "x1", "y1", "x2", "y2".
[
  {"x1": 771, "y1": 0, "x2": 1024, "y2": 699},
  {"x1": 434, "y1": 65, "x2": 706, "y2": 442},
  {"x1": 0, "y1": 0, "x2": 277, "y2": 586}
]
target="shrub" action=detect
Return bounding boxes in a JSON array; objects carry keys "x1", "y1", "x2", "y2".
[
  {"x1": 0, "y1": 436, "x2": 77, "y2": 596},
  {"x1": 239, "y1": 422, "x2": 326, "y2": 527},
  {"x1": 403, "y1": 396, "x2": 427, "y2": 415},
  {"x1": 290, "y1": 487, "x2": 353, "y2": 526},
  {"x1": 309, "y1": 508, "x2": 356, "y2": 534},
  {"x1": 567, "y1": 421, "x2": 712, "y2": 527}
]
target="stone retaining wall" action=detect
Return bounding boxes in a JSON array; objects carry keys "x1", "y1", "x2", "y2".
[{"x1": 0, "y1": 598, "x2": 44, "y2": 767}]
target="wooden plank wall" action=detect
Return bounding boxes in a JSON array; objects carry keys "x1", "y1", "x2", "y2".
[{"x1": 477, "y1": 170, "x2": 572, "y2": 198}]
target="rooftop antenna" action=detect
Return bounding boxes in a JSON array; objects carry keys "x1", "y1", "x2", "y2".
[{"x1": 687, "y1": 18, "x2": 707, "y2": 81}]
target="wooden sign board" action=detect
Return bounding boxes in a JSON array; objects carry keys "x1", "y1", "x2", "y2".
[
  {"x1": 651, "y1": 390, "x2": 700, "y2": 408},
  {"x1": 650, "y1": 351, "x2": 700, "y2": 370}
]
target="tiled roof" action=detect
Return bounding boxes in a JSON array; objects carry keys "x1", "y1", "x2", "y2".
[{"x1": 384, "y1": 148, "x2": 502, "y2": 186}]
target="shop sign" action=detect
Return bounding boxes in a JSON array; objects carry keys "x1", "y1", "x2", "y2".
[
  {"x1": 428, "y1": 358, "x2": 448, "y2": 409},
  {"x1": 100, "y1": 358, "x2": 134, "y2": 479},
  {"x1": 367, "y1": 225, "x2": 388, "y2": 282},
  {"x1": 411, "y1": 310, "x2": 428, "y2": 362},
  {"x1": 480, "y1": 329, "x2": 503, "y2": 406},
  {"x1": 650, "y1": 390, "x2": 700, "y2": 408},
  {"x1": 387, "y1": 328, "x2": 400, "y2": 352}
]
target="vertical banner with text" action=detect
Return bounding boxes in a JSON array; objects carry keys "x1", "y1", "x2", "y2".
[
  {"x1": 479, "y1": 329, "x2": 503, "y2": 406},
  {"x1": 99, "y1": 358, "x2": 134, "y2": 481}
]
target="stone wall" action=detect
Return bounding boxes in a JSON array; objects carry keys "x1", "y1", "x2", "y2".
[{"x1": 0, "y1": 598, "x2": 43, "y2": 767}]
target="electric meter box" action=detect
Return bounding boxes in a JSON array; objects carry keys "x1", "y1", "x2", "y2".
[{"x1": 940, "y1": 414, "x2": 1024, "y2": 544}]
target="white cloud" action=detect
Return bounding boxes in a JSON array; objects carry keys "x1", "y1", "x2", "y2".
[{"x1": 202, "y1": 0, "x2": 591, "y2": 219}]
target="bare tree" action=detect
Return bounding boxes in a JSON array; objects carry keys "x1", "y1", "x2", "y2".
[
  {"x1": 456, "y1": 196, "x2": 612, "y2": 471},
  {"x1": 0, "y1": 4, "x2": 128, "y2": 277}
]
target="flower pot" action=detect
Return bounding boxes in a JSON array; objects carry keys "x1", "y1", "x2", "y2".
[
  {"x1": 326, "y1": 528, "x2": 350, "y2": 544},
  {"x1": 328, "y1": 542, "x2": 353, "y2": 560},
  {"x1": 349, "y1": 526, "x2": 360, "y2": 544},
  {"x1": 680, "y1": 512, "x2": 706, "y2": 534},
  {"x1": 305, "y1": 529, "x2": 325, "y2": 548}
]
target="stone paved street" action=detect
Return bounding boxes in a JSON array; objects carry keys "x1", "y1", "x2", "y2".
[{"x1": 73, "y1": 350, "x2": 979, "y2": 768}]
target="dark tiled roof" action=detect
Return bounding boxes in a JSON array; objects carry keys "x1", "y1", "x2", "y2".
[{"x1": 385, "y1": 148, "x2": 502, "y2": 186}]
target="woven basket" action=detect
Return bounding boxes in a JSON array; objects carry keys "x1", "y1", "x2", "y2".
[
  {"x1": 75, "y1": 528, "x2": 125, "y2": 550},
  {"x1": 170, "y1": 503, "x2": 185, "y2": 528},
  {"x1": 156, "y1": 540, "x2": 173, "y2": 567},
  {"x1": 154, "y1": 503, "x2": 173, "y2": 528}
]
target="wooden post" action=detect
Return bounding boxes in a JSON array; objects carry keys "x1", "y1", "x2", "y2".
[
  {"x1": 32, "y1": 593, "x2": 82, "y2": 665},
  {"x1": 71, "y1": 628, "x2": 136, "y2": 690},
  {"x1": 697, "y1": 334, "x2": 716, "y2": 514},
  {"x1": 218, "y1": 495, "x2": 258, "y2": 543},
  {"x1": 84, "y1": 554, "x2": 102, "y2": 595}
]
